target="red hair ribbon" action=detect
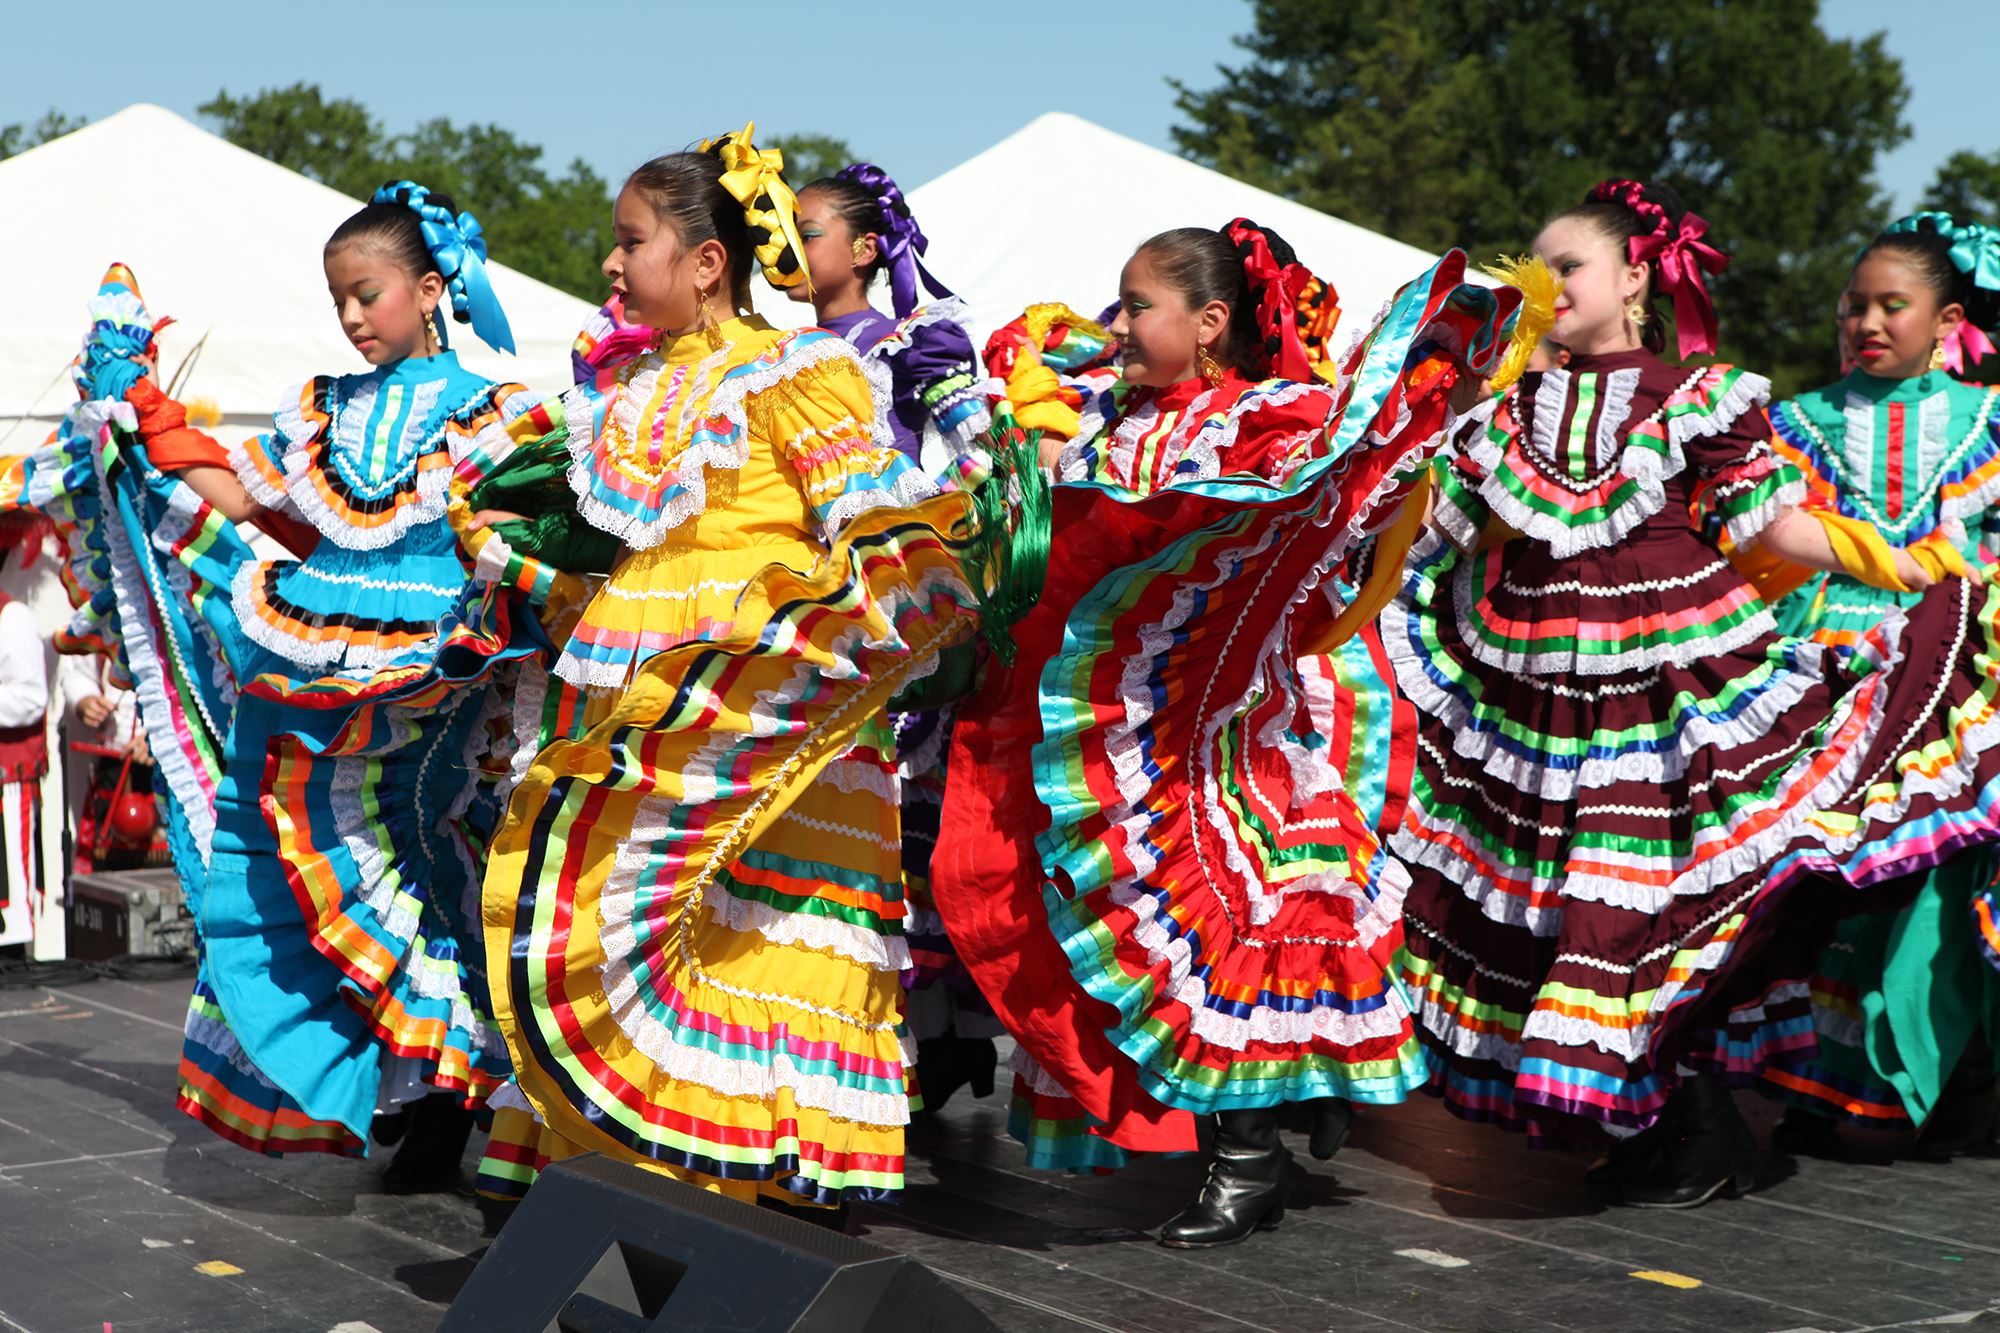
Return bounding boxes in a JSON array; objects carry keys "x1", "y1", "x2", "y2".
[
  {"x1": 1226, "y1": 218, "x2": 1315, "y2": 381},
  {"x1": 1589, "y1": 180, "x2": 1730, "y2": 359}
]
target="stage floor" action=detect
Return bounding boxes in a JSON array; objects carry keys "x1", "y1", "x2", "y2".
[{"x1": 2, "y1": 976, "x2": 1997, "y2": 1332}]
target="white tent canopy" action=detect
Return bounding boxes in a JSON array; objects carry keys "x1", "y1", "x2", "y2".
[
  {"x1": 895, "y1": 112, "x2": 1443, "y2": 348},
  {"x1": 0, "y1": 104, "x2": 594, "y2": 435}
]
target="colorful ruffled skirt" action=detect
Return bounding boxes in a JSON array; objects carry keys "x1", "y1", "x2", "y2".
[
  {"x1": 1386, "y1": 522, "x2": 2000, "y2": 1136},
  {"x1": 481, "y1": 494, "x2": 984, "y2": 1205},
  {"x1": 1758, "y1": 571, "x2": 2000, "y2": 1128},
  {"x1": 935, "y1": 458, "x2": 1434, "y2": 1171},
  {"x1": 180, "y1": 533, "x2": 537, "y2": 1152}
]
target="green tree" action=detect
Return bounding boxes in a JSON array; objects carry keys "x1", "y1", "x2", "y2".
[
  {"x1": 0, "y1": 108, "x2": 87, "y2": 160},
  {"x1": 1922, "y1": 149, "x2": 2000, "y2": 223},
  {"x1": 1172, "y1": 0, "x2": 1909, "y2": 395},
  {"x1": 200, "y1": 84, "x2": 613, "y2": 303},
  {"x1": 199, "y1": 84, "x2": 385, "y2": 198},
  {"x1": 766, "y1": 133, "x2": 857, "y2": 187}
]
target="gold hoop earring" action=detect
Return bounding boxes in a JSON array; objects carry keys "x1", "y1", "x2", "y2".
[
  {"x1": 697, "y1": 286, "x2": 725, "y2": 352},
  {"x1": 1197, "y1": 343, "x2": 1224, "y2": 388}
]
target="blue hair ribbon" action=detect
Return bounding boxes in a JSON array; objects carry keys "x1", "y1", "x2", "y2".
[{"x1": 371, "y1": 181, "x2": 517, "y2": 355}]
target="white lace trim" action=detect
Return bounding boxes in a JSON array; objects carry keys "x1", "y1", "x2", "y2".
[
  {"x1": 568, "y1": 334, "x2": 865, "y2": 552},
  {"x1": 708, "y1": 883, "x2": 911, "y2": 972},
  {"x1": 593, "y1": 1005, "x2": 911, "y2": 1128},
  {"x1": 1451, "y1": 552, "x2": 1779, "y2": 678},
  {"x1": 106, "y1": 467, "x2": 226, "y2": 865},
  {"x1": 250, "y1": 377, "x2": 501, "y2": 551},
  {"x1": 1480, "y1": 366, "x2": 1770, "y2": 559},
  {"x1": 816, "y1": 462, "x2": 938, "y2": 542},
  {"x1": 230, "y1": 560, "x2": 445, "y2": 672},
  {"x1": 1009, "y1": 1044, "x2": 1075, "y2": 1100}
]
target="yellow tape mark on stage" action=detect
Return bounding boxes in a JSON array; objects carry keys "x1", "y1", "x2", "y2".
[
  {"x1": 194, "y1": 1260, "x2": 244, "y2": 1276},
  {"x1": 1630, "y1": 1270, "x2": 1702, "y2": 1290}
]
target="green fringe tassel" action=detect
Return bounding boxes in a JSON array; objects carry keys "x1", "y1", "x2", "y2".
[{"x1": 958, "y1": 413, "x2": 1053, "y2": 667}]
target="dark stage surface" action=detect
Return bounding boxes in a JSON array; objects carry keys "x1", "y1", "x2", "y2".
[{"x1": 2, "y1": 976, "x2": 1997, "y2": 1332}]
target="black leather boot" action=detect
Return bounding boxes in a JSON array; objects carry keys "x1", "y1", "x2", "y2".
[
  {"x1": 914, "y1": 1035, "x2": 998, "y2": 1115},
  {"x1": 1307, "y1": 1098, "x2": 1353, "y2": 1160},
  {"x1": 1622, "y1": 1076, "x2": 1756, "y2": 1209},
  {"x1": 1158, "y1": 1108, "x2": 1293, "y2": 1249},
  {"x1": 1583, "y1": 1111, "x2": 1674, "y2": 1196},
  {"x1": 1915, "y1": 1041, "x2": 1998, "y2": 1162},
  {"x1": 383, "y1": 1092, "x2": 477, "y2": 1195}
]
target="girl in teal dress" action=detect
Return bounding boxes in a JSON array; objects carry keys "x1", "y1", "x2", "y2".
[{"x1": 1761, "y1": 211, "x2": 2000, "y2": 1157}]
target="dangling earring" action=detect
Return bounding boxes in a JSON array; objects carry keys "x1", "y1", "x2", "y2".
[
  {"x1": 1931, "y1": 342, "x2": 1950, "y2": 372},
  {"x1": 1197, "y1": 343, "x2": 1224, "y2": 388},
  {"x1": 1624, "y1": 299, "x2": 1649, "y2": 334},
  {"x1": 423, "y1": 307, "x2": 440, "y2": 355},
  {"x1": 696, "y1": 285, "x2": 725, "y2": 352}
]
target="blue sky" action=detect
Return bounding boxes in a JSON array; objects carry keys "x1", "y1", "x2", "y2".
[{"x1": 2, "y1": 1, "x2": 1982, "y2": 215}]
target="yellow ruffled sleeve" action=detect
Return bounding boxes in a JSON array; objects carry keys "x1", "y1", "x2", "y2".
[{"x1": 752, "y1": 348, "x2": 935, "y2": 541}]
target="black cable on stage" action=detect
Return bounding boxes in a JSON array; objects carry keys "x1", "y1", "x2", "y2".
[{"x1": 0, "y1": 951, "x2": 197, "y2": 990}]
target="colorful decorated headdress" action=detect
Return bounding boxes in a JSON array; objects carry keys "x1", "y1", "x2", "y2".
[
  {"x1": 1224, "y1": 219, "x2": 1317, "y2": 381},
  {"x1": 830, "y1": 163, "x2": 951, "y2": 320},
  {"x1": 1881, "y1": 210, "x2": 2000, "y2": 371},
  {"x1": 371, "y1": 181, "x2": 517, "y2": 354},
  {"x1": 700, "y1": 122, "x2": 812, "y2": 294},
  {"x1": 1586, "y1": 179, "x2": 1729, "y2": 359},
  {"x1": 73, "y1": 263, "x2": 173, "y2": 405}
]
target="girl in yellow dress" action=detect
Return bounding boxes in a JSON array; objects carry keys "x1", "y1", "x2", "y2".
[{"x1": 460, "y1": 126, "x2": 979, "y2": 1217}]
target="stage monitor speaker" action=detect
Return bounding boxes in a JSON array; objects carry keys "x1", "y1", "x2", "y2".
[{"x1": 439, "y1": 1152, "x2": 1000, "y2": 1333}]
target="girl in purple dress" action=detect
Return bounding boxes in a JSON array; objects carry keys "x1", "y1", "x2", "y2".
[
  {"x1": 792, "y1": 164, "x2": 996, "y2": 1114},
  {"x1": 792, "y1": 164, "x2": 987, "y2": 472}
]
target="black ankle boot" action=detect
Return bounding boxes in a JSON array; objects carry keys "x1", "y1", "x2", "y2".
[
  {"x1": 1584, "y1": 1112, "x2": 1674, "y2": 1196},
  {"x1": 370, "y1": 1106, "x2": 411, "y2": 1148},
  {"x1": 1916, "y1": 1041, "x2": 1998, "y2": 1162},
  {"x1": 1770, "y1": 1107, "x2": 1842, "y2": 1158},
  {"x1": 383, "y1": 1093, "x2": 477, "y2": 1196},
  {"x1": 1622, "y1": 1076, "x2": 1756, "y2": 1209},
  {"x1": 1307, "y1": 1098, "x2": 1353, "y2": 1161},
  {"x1": 1158, "y1": 1108, "x2": 1293, "y2": 1249},
  {"x1": 913, "y1": 1035, "x2": 998, "y2": 1115}
]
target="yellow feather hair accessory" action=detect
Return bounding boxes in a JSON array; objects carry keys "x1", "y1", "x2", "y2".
[
  {"x1": 701, "y1": 121, "x2": 813, "y2": 294},
  {"x1": 1480, "y1": 254, "x2": 1561, "y2": 392}
]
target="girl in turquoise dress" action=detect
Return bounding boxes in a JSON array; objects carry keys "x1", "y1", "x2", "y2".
[{"x1": 1759, "y1": 211, "x2": 2000, "y2": 1158}]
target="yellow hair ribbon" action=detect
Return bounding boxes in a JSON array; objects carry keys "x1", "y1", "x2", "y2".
[
  {"x1": 1480, "y1": 254, "x2": 1562, "y2": 393},
  {"x1": 701, "y1": 121, "x2": 813, "y2": 294},
  {"x1": 1301, "y1": 472, "x2": 1431, "y2": 655}
]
